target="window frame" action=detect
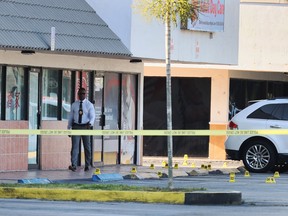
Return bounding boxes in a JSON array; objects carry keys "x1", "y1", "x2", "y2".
[{"x1": 4, "y1": 66, "x2": 28, "y2": 121}]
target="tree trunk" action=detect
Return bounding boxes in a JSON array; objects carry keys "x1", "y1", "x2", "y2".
[{"x1": 165, "y1": 13, "x2": 173, "y2": 190}]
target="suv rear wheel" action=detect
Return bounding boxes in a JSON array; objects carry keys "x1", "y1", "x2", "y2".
[{"x1": 242, "y1": 140, "x2": 276, "y2": 173}]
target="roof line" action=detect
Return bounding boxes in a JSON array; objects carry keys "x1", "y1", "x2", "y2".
[
  {"x1": 1, "y1": 0, "x2": 95, "y2": 13},
  {"x1": 0, "y1": 47, "x2": 132, "y2": 56},
  {"x1": 0, "y1": 28, "x2": 121, "y2": 41},
  {"x1": 0, "y1": 14, "x2": 107, "y2": 27}
]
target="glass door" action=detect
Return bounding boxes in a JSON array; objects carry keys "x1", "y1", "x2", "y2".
[
  {"x1": 120, "y1": 74, "x2": 137, "y2": 164},
  {"x1": 93, "y1": 73, "x2": 136, "y2": 165},
  {"x1": 28, "y1": 69, "x2": 41, "y2": 169},
  {"x1": 103, "y1": 73, "x2": 120, "y2": 165},
  {"x1": 93, "y1": 74, "x2": 104, "y2": 163}
]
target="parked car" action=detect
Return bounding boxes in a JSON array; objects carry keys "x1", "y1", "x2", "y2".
[{"x1": 225, "y1": 98, "x2": 288, "y2": 173}]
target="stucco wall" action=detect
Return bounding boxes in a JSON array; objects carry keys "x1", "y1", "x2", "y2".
[
  {"x1": 85, "y1": 0, "x2": 133, "y2": 50},
  {"x1": 90, "y1": 0, "x2": 240, "y2": 65},
  {"x1": 238, "y1": 2, "x2": 288, "y2": 72},
  {"x1": 0, "y1": 50, "x2": 143, "y2": 74},
  {"x1": 133, "y1": 0, "x2": 239, "y2": 65}
]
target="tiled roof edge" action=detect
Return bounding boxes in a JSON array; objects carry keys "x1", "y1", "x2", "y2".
[
  {"x1": 0, "y1": 28, "x2": 119, "y2": 41},
  {"x1": 0, "y1": 13, "x2": 107, "y2": 27},
  {"x1": 0, "y1": 46, "x2": 132, "y2": 56},
  {"x1": 1, "y1": 0, "x2": 95, "y2": 13}
]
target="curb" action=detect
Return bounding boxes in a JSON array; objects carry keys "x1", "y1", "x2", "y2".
[
  {"x1": 0, "y1": 187, "x2": 242, "y2": 205},
  {"x1": 185, "y1": 191, "x2": 242, "y2": 205}
]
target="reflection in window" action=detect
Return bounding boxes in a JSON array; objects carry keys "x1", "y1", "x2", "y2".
[
  {"x1": 121, "y1": 74, "x2": 137, "y2": 164},
  {"x1": 283, "y1": 105, "x2": 288, "y2": 120},
  {"x1": 62, "y1": 70, "x2": 71, "y2": 120},
  {"x1": 42, "y1": 69, "x2": 59, "y2": 120},
  {"x1": 75, "y1": 71, "x2": 90, "y2": 100},
  {"x1": 247, "y1": 104, "x2": 277, "y2": 119},
  {"x1": 82, "y1": 71, "x2": 90, "y2": 97},
  {"x1": 271, "y1": 104, "x2": 285, "y2": 120},
  {"x1": 5, "y1": 67, "x2": 25, "y2": 120}
]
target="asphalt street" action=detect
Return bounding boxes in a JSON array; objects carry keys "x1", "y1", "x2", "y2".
[{"x1": 2, "y1": 198, "x2": 288, "y2": 216}]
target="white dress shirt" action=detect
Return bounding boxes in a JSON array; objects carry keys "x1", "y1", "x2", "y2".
[{"x1": 67, "y1": 98, "x2": 96, "y2": 129}]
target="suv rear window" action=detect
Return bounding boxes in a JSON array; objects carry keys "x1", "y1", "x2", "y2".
[
  {"x1": 247, "y1": 104, "x2": 278, "y2": 119},
  {"x1": 247, "y1": 104, "x2": 288, "y2": 120}
]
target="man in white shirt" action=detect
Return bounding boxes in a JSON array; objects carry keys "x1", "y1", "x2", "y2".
[{"x1": 67, "y1": 88, "x2": 95, "y2": 171}]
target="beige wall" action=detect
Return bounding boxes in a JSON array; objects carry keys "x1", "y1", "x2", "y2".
[
  {"x1": 210, "y1": 71, "x2": 230, "y2": 123},
  {"x1": 230, "y1": 70, "x2": 288, "y2": 81},
  {"x1": 0, "y1": 50, "x2": 143, "y2": 74},
  {"x1": 238, "y1": 2, "x2": 288, "y2": 72}
]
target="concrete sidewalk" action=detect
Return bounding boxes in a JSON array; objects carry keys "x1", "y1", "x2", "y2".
[{"x1": 0, "y1": 157, "x2": 243, "y2": 183}]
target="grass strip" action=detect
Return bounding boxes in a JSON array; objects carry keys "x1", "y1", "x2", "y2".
[{"x1": 0, "y1": 183, "x2": 205, "y2": 192}]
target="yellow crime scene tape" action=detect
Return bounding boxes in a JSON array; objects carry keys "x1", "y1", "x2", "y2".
[{"x1": 0, "y1": 129, "x2": 288, "y2": 136}]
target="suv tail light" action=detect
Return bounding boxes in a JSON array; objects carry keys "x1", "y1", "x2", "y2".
[{"x1": 229, "y1": 121, "x2": 238, "y2": 129}]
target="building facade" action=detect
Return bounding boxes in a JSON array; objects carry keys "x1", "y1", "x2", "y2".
[
  {"x1": 90, "y1": 0, "x2": 288, "y2": 160},
  {"x1": 0, "y1": 0, "x2": 143, "y2": 171}
]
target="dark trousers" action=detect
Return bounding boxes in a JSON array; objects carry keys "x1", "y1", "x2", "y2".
[{"x1": 71, "y1": 124, "x2": 91, "y2": 167}]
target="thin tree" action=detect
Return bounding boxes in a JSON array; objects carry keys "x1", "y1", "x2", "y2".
[{"x1": 135, "y1": 0, "x2": 200, "y2": 189}]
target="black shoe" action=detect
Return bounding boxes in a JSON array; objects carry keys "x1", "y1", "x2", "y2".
[
  {"x1": 69, "y1": 165, "x2": 76, "y2": 172},
  {"x1": 84, "y1": 166, "x2": 89, "y2": 171}
]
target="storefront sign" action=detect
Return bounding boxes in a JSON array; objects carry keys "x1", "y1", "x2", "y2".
[{"x1": 186, "y1": 0, "x2": 225, "y2": 32}]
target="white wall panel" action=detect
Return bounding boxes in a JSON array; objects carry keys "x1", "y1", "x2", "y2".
[
  {"x1": 89, "y1": 0, "x2": 240, "y2": 65},
  {"x1": 130, "y1": 0, "x2": 240, "y2": 64},
  {"x1": 239, "y1": 3, "x2": 288, "y2": 71},
  {"x1": 86, "y1": 0, "x2": 133, "y2": 50}
]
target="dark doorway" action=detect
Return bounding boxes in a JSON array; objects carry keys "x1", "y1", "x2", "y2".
[{"x1": 143, "y1": 77, "x2": 211, "y2": 157}]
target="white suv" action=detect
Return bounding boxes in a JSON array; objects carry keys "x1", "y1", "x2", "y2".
[{"x1": 225, "y1": 98, "x2": 288, "y2": 173}]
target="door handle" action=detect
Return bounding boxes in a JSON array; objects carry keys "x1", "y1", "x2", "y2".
[
  {"x1": 270, "y1": 125, "x2": 282, "y2": 129},
  {"x1": 99, "y1": 114, "x2": 105, "y2": 127},
  {"x1": 37, "y1": 110, "x2": 41, "y2": 128}
]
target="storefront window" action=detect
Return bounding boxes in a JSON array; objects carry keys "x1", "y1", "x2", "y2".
[
  {"x1": 75, "y1": 71, "x2": 81, "y2": 99},
  {"x1": 121, "y1": 74, "x2": 137, "y2": 164},
  {"x1": 42, "y1": 69, "x2": 59, "y2": 120},
  {"x1": 5, "y1": 67, "x2": 25, "y2": 120},
  {"x1": 75, "y1": 71, "x2": 90, "y2": 100},
  {"x1": 82, "y1": 71, "x2": 91, "y2": 98},
  {"x1": 62, "y1": 70, "x2": 72, "y2": 120}
]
